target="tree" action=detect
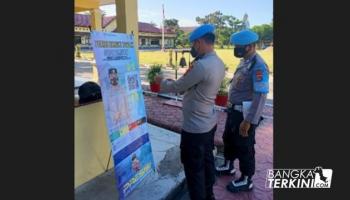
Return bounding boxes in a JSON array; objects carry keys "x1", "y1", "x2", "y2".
[
  {"x1": 195, "y1": 11, "x2": 243, "y2": 48},
  {"x1": 175, "y1": 30, "x2": 190, "y2": 48},
  {"x1": 252, "y1": 24, "x2": 273, "y2": 48},
  {"x1": 163, "y1": 18, "x2": 190, "y2": 48},
  {"x1": 164, "y1": 19, "x2": 179, "y2": 31}
]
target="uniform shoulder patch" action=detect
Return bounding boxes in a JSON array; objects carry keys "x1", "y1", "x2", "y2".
[
  {"x1": 252, "y1": 64, "x2": 269, "y2": 93},
  {"x1": 255, "y1": 69, "x2": 263, "y2": 81}
]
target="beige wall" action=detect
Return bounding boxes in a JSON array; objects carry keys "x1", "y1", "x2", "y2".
[
  {"x1": 116, "y1": 0, "x2": 139, "y2": 51},
  {"x1": 103, "y1": 18, "x2": 117, "y2": 32},
  {"x1": 75, "y1": 26, "x2": 91, "y2": 33},
  {"x1": 74, "y1": 102, "x2": 114, "y2": 188}
]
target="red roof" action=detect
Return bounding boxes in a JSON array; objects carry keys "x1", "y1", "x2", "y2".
[
  {"x1": 138, "y1": 22, "x2": 174, "y2": 34},
  {"x1": 75, "y1": 14, "x2": 116, "y2": 28},
  {"x1": 138, "y1": 22, "x2": 160, "y2": 33},
  {"x1": 75, "y1": 14, "x2": 174, "y2": 34},
  {"x1": 103, "y1": 16, "x2": 116, "y2": 28}
]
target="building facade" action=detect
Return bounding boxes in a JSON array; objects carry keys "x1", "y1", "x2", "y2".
[{"x1": 75, "y1": 14, "x2": 176, "y2": 50}]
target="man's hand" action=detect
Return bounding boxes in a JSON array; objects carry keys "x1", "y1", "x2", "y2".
[
  {"x1": 154, "y1": 75, "x2": 164, "y2": 85},
  {"x1": 239, "y1": 120, "x2": 251, "y2": 137}
]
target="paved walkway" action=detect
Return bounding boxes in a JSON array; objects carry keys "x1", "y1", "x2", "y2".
[
  {"x1": 144, "y1": 95, "x2": 273, "y2": 200},
  {"x1": 74, "y1": 58, "x2": 273, "y2": 199},
  {"x1": 75, "y1": 124, "x2": 185, "y2": 200}
]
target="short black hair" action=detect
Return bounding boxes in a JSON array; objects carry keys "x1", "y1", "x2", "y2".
[
  {"x1": 201, "y1": 33, "x2": 215, "y2": 45},
  {"x1": 109, "y1": 68, "x2": 117, "y2": 74},
  {"x1": 132, "y1": 154, "x2": 137, "y2": 160}
]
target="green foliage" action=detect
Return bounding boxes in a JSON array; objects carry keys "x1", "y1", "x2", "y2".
[
  {"x1": 164, "y1": 19, "x2": 190, "y2": 48},
  {"x1": 163, "y1": 13, "x2": 273, "y2": 49},
  {"x1": 147, "y1": 64, "x2": 163, "y2": 83},
  {"x1": 218, "y1": 77, "x2": 231, "y2": 96},
  {"x1": 195, "y1": 11, "x2": 243, "y2": 47},
  {"x1": 252, "y1": 24, "x2": 273, "y2": 47},
  {"x1": 176, "y1": 30, "x2": 190, "y2": 48},
  {"x1": 164, "y1": 19, "x2": 179, "y2": 31}
]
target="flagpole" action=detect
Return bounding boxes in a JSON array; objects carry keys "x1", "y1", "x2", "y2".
[{"x1": 162, "y1": 4, "x2": 165, "y2": 51}]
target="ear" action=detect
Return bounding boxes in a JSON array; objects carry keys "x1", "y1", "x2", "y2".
[
  {"x1": 246, "y1": 44, "x2": 254, "y2": 52},
  {"x1": 245, "y1": 45, "x2": 251, "y2": 51},
  {"x1": 197, "y1": 39, "x2": 202, "y2": 46}
]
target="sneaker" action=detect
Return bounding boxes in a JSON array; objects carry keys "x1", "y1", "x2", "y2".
[
  {"x1": 226, "y1": 175, "x2": 253, "y2": 193},
  {"x1": 215, "y1": 160, "x2": 236, "y2": 176}
]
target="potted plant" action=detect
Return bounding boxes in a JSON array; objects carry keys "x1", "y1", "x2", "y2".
[
  {"x1": 147, "y1": 64, "x2": 163, "y2": 92},
  {"x1": 215, "y1": 77, "x2": 230, "y2": 107}
]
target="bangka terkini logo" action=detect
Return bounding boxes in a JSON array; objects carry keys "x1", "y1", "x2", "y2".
[{"x1": 266, "y1": 166, "x2": 333, "y2": 188}]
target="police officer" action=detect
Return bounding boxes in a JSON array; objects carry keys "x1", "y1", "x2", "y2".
[
  {"x1": 215, "y1": 30, "x2": 269, "y2": 193},
  {"x1": 155, "y1": 24, "x2": 225, "y2": 200}
]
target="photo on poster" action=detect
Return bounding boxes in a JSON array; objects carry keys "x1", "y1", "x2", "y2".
[
  {"x1": 114, "y1": 141, "x2": 155, "y2": 198},
  {"x1": 125, "y1": 72, "x2": 140, "y2": 92}
]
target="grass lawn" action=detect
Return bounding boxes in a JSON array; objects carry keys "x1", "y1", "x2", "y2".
[
  {"x1": 139, "y1": 48, "x2": 273, "y2": 73},
  {"x1": 77, "y1": 47, "x2": 273, "y2": 73}
]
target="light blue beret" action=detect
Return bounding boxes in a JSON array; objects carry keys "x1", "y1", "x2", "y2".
[
  {"x1": 230, "y1": 29, "x2": 259, "y2": 45},
  {"x1": 189, "y1": 24, "x2": 215, "y2": 43}
]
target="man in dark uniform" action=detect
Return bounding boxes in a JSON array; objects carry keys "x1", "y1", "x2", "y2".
[{"x1": 215, "y1": 30, "x2": 269, "y2": 193}]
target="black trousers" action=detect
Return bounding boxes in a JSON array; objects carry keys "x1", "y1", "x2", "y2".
[
  {"x1": 222, "y1": 109, "x2": 257, "y2": 178},
  {"x1": 180, "y1": 125, "x2": 217, "y2": 200}
]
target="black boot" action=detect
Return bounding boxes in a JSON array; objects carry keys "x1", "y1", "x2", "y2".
[
  {"x1": 226, "y1": 175, "x2": 253, "y2": 193},
  {"x1": 215, "y1": 160, "x2": 236, "y2": 176}
]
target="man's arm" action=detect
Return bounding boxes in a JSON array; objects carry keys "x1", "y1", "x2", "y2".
[
  {"x1": 239, "y1": 63, "x2": 269, "y2": 136},
  {"x1": 245, "y1": 93, "x2": 267, "y2": 124},
  {"x1": 159, "y1": 62, "x2": 206, "y2": 93},
  {"x1": 245, "y1": 64, "x2": 269, "y2": 124}
]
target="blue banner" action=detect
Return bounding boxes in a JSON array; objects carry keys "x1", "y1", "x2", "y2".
[{"x1": 91, "y1": 31, "x2": 155, "y2": 199}]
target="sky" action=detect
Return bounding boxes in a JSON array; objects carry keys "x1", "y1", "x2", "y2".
[{"x1": 100, "y1": 0, "x2": 273, "y2": 27}]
